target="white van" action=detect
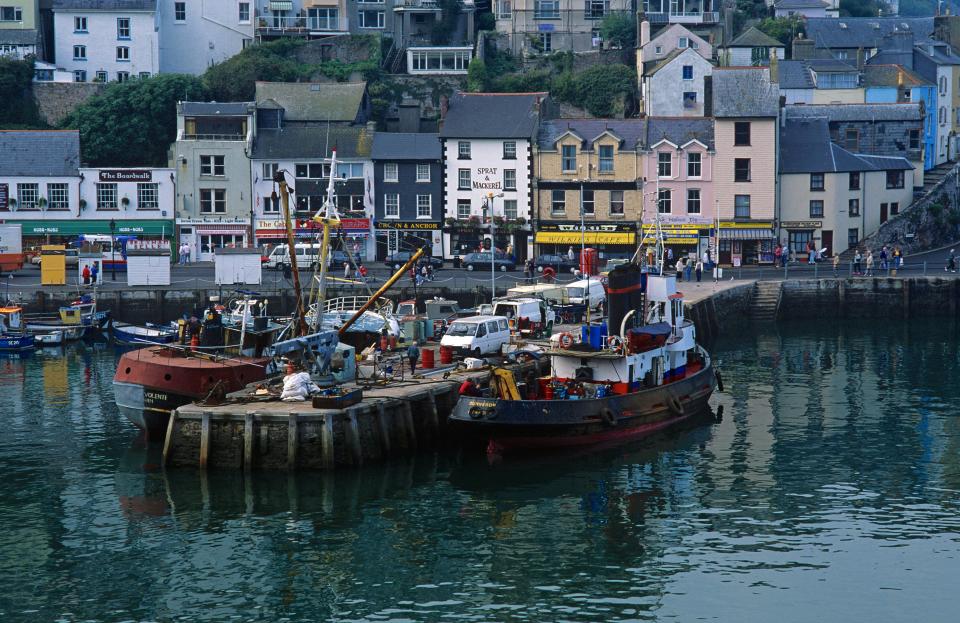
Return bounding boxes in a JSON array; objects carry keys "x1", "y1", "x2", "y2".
[
  {"x1": 565, "y1": 279, "x2": 606, "y2": 311},
  {"x1": 440, "y1": 315, "x2": 511, "y2": 358},
  {"x1": 265, "y1": 244, "x2": 322, "y2": 269},
  {"x1": 492, "y1": 298, "x2": 555, "y2": 337}
]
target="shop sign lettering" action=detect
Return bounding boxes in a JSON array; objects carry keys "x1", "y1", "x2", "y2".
[
  {"x1": 473, "y1": 167, "x2": 501, "y2": 190},
  {"x1": 99, "y1": 170, "x2": 152, "y2": 182}
]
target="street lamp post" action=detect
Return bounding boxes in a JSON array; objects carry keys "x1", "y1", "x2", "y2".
[
  {"x1": 109, "y1": 218, "x2": 116, "y2": 281},
  {"x1": 485, "y1": 194, "x2": 496, "y2": 303}
]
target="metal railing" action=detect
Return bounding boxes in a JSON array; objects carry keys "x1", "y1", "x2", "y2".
[
  {"x1": 645, "y1": 10, "x2": 719, "y2": 23},
  {"x1": 256, "y1": 15, "x2": 349, "y2": 33},
  {"x1": 182, "y1": 133, "x2": 245, "y2": 141}
]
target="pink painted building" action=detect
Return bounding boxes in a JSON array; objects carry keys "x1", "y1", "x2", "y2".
[{"x1": 639, "y1": 117, "x2": 716, "y2": 258}]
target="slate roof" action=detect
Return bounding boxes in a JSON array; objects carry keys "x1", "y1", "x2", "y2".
[
  {"x1": 806, "y1": 58, "x2": 858, "y2": 72},
  {"x1": 643, "y1": 118, "x2": 714, "y2": 151},
  {"x1": 711, "y1": 68, "x2": 779, "y2": 117},
  {"x1": 863, "y1": 64, "x2": 931, "y2": 88},
  {"x1": 537, "y1": 119, "x2": 646, "y2": 150},
  {"x1": 914, "y1": 40, "x2": 960, "y2": 65},
  {"x1": 52, "y1": 0, "x2": 156, "y2": 10},
  {"x1": 252, "y1": 125, "x2": 373, "y2": 160},
  {"x1": 780, "y1": 118, "x2": 912, "y2": 173},
  {"x1": 728, "y1": 27, "x2": 784, "y2": 49},
  {"x1": 784, "y1": 102, "x2": 922, "y2": 122},
  {"x1": 371, "y1": 133, "x2": 441, "y2": 160},
  {"x1": 777, "y1": 60, "x2": 815, "y2": 89},
  {"x1": 0, "y1": 131, "x2": 80, "y2": 177},
  {"x1": 805, "y1": 17, "x2": 933, "y2": 50},
  {"x1": 440, "y1": 93, "x2": 545, "y2": 139},
  {"x1": 179, "y1": 101, "x2": 253, "y2": 116},
  {"x1": 0, "y1": 29, "x2": 40, "y2": 45},
  {"x1": 644, "y1": 48, "x2": 685, "y2": 76},
  {"x1": 774, "y1": 0, "x2": 829, "y2": 8},
  {"x1": 254, "y1": 82, "x2": 367, "y2": 123}
]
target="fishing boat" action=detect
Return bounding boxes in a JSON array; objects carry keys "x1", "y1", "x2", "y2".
[
  {"x1": 0, "y1": 306, "x2": 36, "y2": 352},
  {"x1": 449, "y1": 263, "x2": 720, "y2": 453},
  {"x1": 110, "y1": 321, "x2": 178, "y2": 345},
  {"x1": 34, "y1": 330, "x2": 64, "y2": 346},
  {"x1": 24, "y1": 294, "x2": 109, "y2": 339}
]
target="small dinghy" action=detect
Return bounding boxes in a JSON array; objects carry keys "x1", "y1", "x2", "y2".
[
  {"x1": 34, "y1": 331, "x2": 64, "y2": 346},
  {"x1": 111, "y1": 321, "x2": 178, "y2": 345}
]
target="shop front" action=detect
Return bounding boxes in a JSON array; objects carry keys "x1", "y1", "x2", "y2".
[
  {"x1": 782, "y1": 221, "x2": 827, "y2": 261},
  {"x1": 718, "y1": 221, "x2": 776, "y2": 266},
  {"x1": 638, "y1": 222, "x2": 709, "y2": 263},
  {"x1": 177, "y1": 219, "x2": 249, "y2": 262},
  {"x1": 14, "y1": 218, "x2": 175, "y2": 248},
  {"x1": 534, "y1": 223, "x2": 637, "y2": 262},
  {"x1": 375, "y1": 220, "x2": 442, "y2": 260},
  {"x1": 256, "y1": 217, "x2": 373, "y2": 262}
]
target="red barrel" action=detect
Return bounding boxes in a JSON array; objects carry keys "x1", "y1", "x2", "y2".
[
  {"x1": 380, "y1": 335, "x2": 389, "y2": 351},
  {"x1": 440, "y1": 345, "x2": 453, "y2": 364},
  {"x1": 389, "y1": 335, "x2": 397, "y2": 350},
  {"x1": 580, "y1": 248, "x2": 599, "y2": 275},
  {"x1": 544, "y1": 383, "x2": 555, "y2": 400},
  {"x1": 421, "y1": 348, "x2": 435, "y2": 369}
]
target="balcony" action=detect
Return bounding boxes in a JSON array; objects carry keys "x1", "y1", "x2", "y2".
[
  {"x1": 395, "y1": 0, "x2": 441, "y2": 9},
  {"x1": 256, "y1": 14, "x2": 350, "y2": 37},
  {"x1": 645, "y1": 11, "x2": 719, "y2": 24}
]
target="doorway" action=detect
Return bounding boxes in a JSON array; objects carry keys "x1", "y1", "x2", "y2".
[{"x1": 822, "y1": 230, "x2": 833, "y2": 256}]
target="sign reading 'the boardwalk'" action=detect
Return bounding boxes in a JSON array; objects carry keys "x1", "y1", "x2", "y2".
[{"x1": 99, "y1": 170, "x2": 152, "y2": 182}]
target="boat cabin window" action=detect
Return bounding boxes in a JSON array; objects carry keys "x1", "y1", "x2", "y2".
[
  {"x1": 476, "y1": 323, "x2": 487, "y2": 337},
  {"x1": 672, "y1": 299, "x2": 683, "y2": 322},
  {"x1": 567, "y1": 287, "x2": 584, "y2": 298},
  {"x1": 447, "y1": 322, "x2": 476, "y2": 336}
]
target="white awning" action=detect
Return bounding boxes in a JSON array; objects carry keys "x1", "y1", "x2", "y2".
[{"x1": 269, "y1": 1, "x2": 294, "y2": 10}]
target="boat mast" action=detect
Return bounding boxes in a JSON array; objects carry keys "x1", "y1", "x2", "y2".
[
  {"x1": 275, "y1": 170, "x2": 308, "y2": 336},
  {"x1": 311, "y1": 148, "x2": 342, "y2": 326}
]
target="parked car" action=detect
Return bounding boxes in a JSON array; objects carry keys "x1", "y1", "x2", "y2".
[
  {"x1": 384, "y1": 251, "x2": 443, "y2": 270},
  {"x1": 534, "y1": 254, "x2": 578, "y2": 274},
  {"x1": 463, "y1": 251, "x2": 516, "y2": 272},
  {"x1": 32, "y1": 248, "x2": 79, "y2": 267}
]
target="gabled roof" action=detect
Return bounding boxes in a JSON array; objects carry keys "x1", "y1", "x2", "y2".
[
  {"x1": 644, "y1": 24, "x2": 710, "y2": 51},
  {"x1": 371, "y1": 133, "x2": 441, "y2": 160},
  {"x1": 179, "y1": 101, "x2": 253, "y2": 116},
  {"x1": 590, "y1": 129, "x2": 623, "y2": 145},
  {"x1": 780, "y1": 118, "x2": 913, "y2": 173},
  {"x1": 0, "y1": 29, "x2": 40, "y2": 45},
  {"x1": 537, "y1": 119, "x2": 645, "y2": 150},
  {"x1": 0, "y1": 131, "x2": 80, "y2": 177},
  {"x1": 777, "y1": 60, "x2": 815, "y2": 89},
  {"x1": 807, "y1": 58, "x2": 858, "y2": 72},
  {"x1": 805, "y1": 17, "x2": 933, "y2": 50},
  {"x1": 784, "y1": 102, "x2": 922, "y2": 122},
  {"x1": 712, "y1": 68, "x2": 779, "y2": 117},
  {"x1": 643, "y1": 117, "x2": 715, "y2": 151},
  {"x1": 863, "y1": 64, "x2": 931, "y2": 88},
  {"x1": 254, "y1": 82, "x2": 367, "y2": 123},
  {"x1": 252, "y1": 125, "x2": 373, "y2": 160},
  {"x1": 645, "y1": 47, "x2": 711, "y2": 76},
  {"x1": 440, "y1": 93, "x2": 545, "y2": 139},
  {"x1": 728, "y1": 27, "x2": 784, "y2": 49},
  {"x1": 52, "y1": 0, "x2": 156, "y2": 10}
]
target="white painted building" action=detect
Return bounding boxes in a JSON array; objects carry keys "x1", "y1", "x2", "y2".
[
  {"x1": 157, "y1": 0, "x2": 254, "y2": 75},
  {"x1": 642, "y1": 47, "x2": 713, "y2": 117},
  {"x1": 52, "y1": 0, "x2": 159, "y2": 83},
  {"x1": 439, "y1": 93, "x2": 546, "y2": 262}
]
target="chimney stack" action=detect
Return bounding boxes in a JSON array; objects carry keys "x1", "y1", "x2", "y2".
[{"x1": 640, "y1": 20, "x2": 651, "y2": 48}]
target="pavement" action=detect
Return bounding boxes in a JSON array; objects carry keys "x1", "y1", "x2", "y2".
[{"x1": 5, "y1": 244, "x2": 960, "y2": 297}]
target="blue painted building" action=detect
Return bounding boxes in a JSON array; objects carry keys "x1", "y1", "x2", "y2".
[
  {"x1": 371, "y1": 133, "x2": 443, "y2": 260},
  {"x1": 864, "y1": 65, "x2": 936, "y2": 171}
]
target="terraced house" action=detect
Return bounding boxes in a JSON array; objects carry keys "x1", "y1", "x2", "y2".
[
  {"x1": 0, "y1": 0, "x2": 40, "y2": 60},
  {"x1": 494, "y1": 0, "x2": 632, "y2": 54},
  {"x1": 534, "y1": 119, "x2": 644, "y2": 262}
]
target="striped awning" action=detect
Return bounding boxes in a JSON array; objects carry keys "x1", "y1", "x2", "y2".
[
  {"x1": 720, "y1": 228, "x2": 775, "y2": 240},
  {"x1": 269, "y1": 1, "x2": 294, "y2": 10}
]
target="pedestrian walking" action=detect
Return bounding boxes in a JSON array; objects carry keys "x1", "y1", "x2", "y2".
[
  {"x1": 854, "y1": 249, "x2": 863, "y2": 275},
  {"x1": 684, "y1": 257, "x2": 693, "y2": 282},
  {"x1": 90, "y1": 262, "x2": 99, "y2": 284},
  {"x1": 808, "y1": 242, "x2": 817, "y2": 265},
  {"x1": 82, "y1": 264, "x2": 91, "y2": 286},
  {"x1": 358, "y1": 264, "x2": 368, "y2": 281},
  {"x1": 667, "y1": 247, "x2": 674, "y2": 262},
  {"x1": 344, "y1": 261, "x2": 352, "y2": 280},
  {"x1": 893, "y1": 246, "x2": 903, "y2": 274},
  {"x1": 774, "y1": 244, "x2": 783, "y2": 268},
  {"x1": 407, "y1": 342, "x2": 420, "y2": 373},
  {"x1": 675, "y1": 257, "x2": 684, "y2": 281},
  {"x1": 947, "y1": 249, "x2": 957, "y2": 273},
  {"x1": 865, "y1": 250, "x2": 874, "y2": 276},
  {"x1": 880, "y1": 246, "x2": 888, "y2": 271},
  {"x1": 832, "y1": 253, "x2": 840, "y2": 277},
  {"x1": 567, "y1": 246, "x2": 575, "y2": 262},
  {"x1": 695, "y1": 259, "x2": 703, "y2": 283}
]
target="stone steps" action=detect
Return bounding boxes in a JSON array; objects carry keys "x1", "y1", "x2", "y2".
[{"x1": 751, "y1": 281, "x2": 782, "y2": 321}]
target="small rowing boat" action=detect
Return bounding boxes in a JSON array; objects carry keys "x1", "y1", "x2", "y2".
[{"x1": 111, "y1": 321, "x2": 178, "y2": 345}]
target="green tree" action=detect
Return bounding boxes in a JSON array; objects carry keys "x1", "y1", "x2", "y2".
[
  {"x1": 599, "y1": 13, "x2": 636, "y2": 48},
  {"x1": 568, "y1": 64, "x2": 636, "y2": 117},
  {"x1": 466, "y1": 57, "x2": 490, "y2": 92},
  {"x1": 840, "y1": 0, "x2": 882, "y2": 16},
  {"x1": 899, "y1": 0, "x2": 936, "y2": 15},
  {"x1": 755, "y1": 16, "x2": 805, "y2": 47},
  {"x1": 0, "y1": 56, "x2": 43, "y2": 127},
  {"x1": 63, "y1": 74, "x2": 207, "y2": 166},
  {"x1": 203, "y1": 44, "x2": 303, "y2": 101}
]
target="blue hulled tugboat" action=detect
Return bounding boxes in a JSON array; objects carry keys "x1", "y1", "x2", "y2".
[{"x1": 449, "y1": 263, "x2": 719, "y2": 452}]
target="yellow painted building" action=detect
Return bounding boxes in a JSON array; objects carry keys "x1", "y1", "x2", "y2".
[{"x1": 0, "y1": 0, "x2": 37, "y2": 30}]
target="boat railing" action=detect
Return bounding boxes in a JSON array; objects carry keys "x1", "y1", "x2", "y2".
[{"x1": 321, "y1": 296, "x2": 394, "y2": 315}]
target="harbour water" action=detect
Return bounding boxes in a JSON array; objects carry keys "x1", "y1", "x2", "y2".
[{"x1": 1, "y1": 320, "x2": 959, "y2": 622}]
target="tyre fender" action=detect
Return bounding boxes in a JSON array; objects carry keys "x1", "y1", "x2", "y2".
[
  {"x1": 600, "y1": 407, "x2": 617, "y2": 426},
  {"x1": 666, "y1": 393, "x2": 685, "y2": 416}
]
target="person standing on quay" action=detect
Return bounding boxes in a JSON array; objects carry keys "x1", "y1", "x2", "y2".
[
  {"x1": 684, "y1": 257, "x2": 693, "y2": 282},
  {"x1": 407, "y1": 342, "x2": 420, "y2": 373},
  {"x1": 893, "y1": 246, "x2": 903, "y2": 274},
  {"x1": 832, "y1": 253, "x2": 840, "y2": 278},
  {"x1": 695, "y1": 259, "x2": 703, "y2": 283},
  {"x1": 82, "y1": 264, "x2": 91, "y2": 286},
  {"x1": 853, "y1": 249, "x2": 863, "y2": 275},
  {"x1": 865, "y1": 250, "x2": 874, "y2": 277},
  {"x1": 880, "y1": 246, "x2": 888, "y2": 272},
  {"x1": 675, "y1": 257, "x2": 684, "y2": 281}
]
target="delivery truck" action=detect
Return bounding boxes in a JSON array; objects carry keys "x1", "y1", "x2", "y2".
[{"x1": 0, "y1": 224, "x2": 24, "y2": 273}]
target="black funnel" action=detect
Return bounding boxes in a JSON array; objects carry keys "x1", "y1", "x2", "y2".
[{"x1": 606, "y1": 263, "x2": 645, "y2": 337}]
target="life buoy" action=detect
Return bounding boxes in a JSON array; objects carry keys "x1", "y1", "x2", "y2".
[
  {"x1": 606, "y1": 336, "x2": 625, "y2": 355},
  {"x1": 558, "y1": 332, "x2": 574, "y2": 349},
  {"x1": 600, "y1": 407, "x2": 617, "y2": 426},
  {"x1": 715, "y1": 369, "x2": 725, "y2": 392},
  {"x1": 666, "y1": 393, "x2": 685, "y2": 416}
]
